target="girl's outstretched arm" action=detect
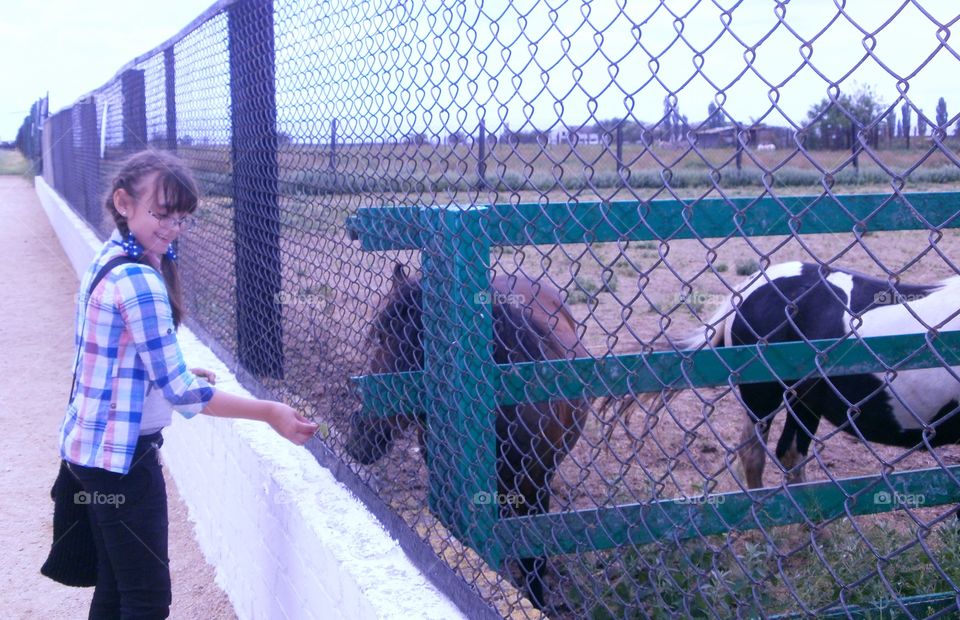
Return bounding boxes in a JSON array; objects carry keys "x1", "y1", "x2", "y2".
[{"x1": 202, "y1": 390, "x2": 318, "y2": 445}]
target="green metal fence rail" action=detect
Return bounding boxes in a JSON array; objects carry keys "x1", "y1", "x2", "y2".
[{"x1": 348, "y1": 191, "x2": 960, "y2": 616}]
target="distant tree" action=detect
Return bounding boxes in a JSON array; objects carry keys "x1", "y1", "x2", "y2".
[
  {"x1": 405, "y1": 132, "x2": 427, "y2": 146},
  {"x1": 708, "y1": 102, "x2": 728, "y2": 129},
  {"x1": 592, "y1": 117, "x2": 639, "y2": 146},
  {"x1": 804, "y1": 85, "x2": 884, "y2": 149},
  {"x1": 662, "y1": 96, "x2": 674, "y2": 142},
  {"x1": 592, "y1": 117, "x2": 621, "y2": 135},
  {"x1": 885, "y1": 112, "x2": 896, "y2": 144},
  {"x1": 897, "y1": 119, "x2": 903, "y2": 139},
  {"x1": 936, "y1": 97, "x2": 948, "y2": 129},
  {"x1": 620, "y1": 120, "x2": 648, "y2": 143},
  {"x1": 501, "y1": 127, "x2": 549, "y2": 145},
  {"x1": 917, "y1": 110, "x2": 928, "y2": 138},
  {"x1": 901, "y1": 102, "x2": 911, "y2": 148}
]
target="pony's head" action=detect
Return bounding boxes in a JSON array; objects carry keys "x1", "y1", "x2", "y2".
[{"x1": 346, "y1": 263, "x2": 423, "y2": 464}]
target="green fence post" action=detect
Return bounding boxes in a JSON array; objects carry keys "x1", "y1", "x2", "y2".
[{"x1": 420, "y1": 203, "x2": 502, "y2": 567}]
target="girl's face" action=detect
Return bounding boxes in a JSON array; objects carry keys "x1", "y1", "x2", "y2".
[{"x1": 114, "y1": 172, "x2": 190, "y2": 262}]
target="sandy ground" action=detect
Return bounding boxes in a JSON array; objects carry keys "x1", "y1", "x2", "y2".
[{"x1": 0, "y1": 175, "x2": 236, "y2": 619}]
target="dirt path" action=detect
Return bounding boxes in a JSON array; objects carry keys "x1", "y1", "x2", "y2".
[{"x1": 0, "y1": 175, "x2": 236, "y2": 619}]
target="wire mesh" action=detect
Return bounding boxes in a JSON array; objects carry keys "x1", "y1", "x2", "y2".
[{"x1": 29, "y1": 0, "x2": 960, "y2": 617}]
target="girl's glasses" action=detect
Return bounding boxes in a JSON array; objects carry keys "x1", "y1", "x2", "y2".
[{"x1": 148, "y1": 209, "x2": 193, "y2": 230}]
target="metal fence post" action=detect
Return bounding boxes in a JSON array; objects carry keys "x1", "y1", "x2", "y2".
[
  {"x1": 120, "y1": 69, "x2": 147, "y2": 153},
  {"x1": 616, "y1": 120, "x2": 624, "y2": 182},
  {"x1": 164, "y1": 46, "x2": 177, "y2": 152},
  {"x1": 477, "y1": 118, "x2": 487, "y2": 190},
  {"x1": 51, "y1": 110, "x2": 72, "y2": 200},
  {"x1": 228, "y1": 0, "x2": 284, "y2": 378},
  {"x1": 329, "y1": 118, "x2": 337, "y2": 172},
  {"x1": 62, "y1": 108, "x2": 82, "y2": 210},
  {"x1": 420, "y1": 203, "x2": 502, "y2": 568},
  {"x1": 851, "y1": 122, "x2": 860, "y2": 172},
  {"x1": 735, "y1": 122, "x2": 743, "y2": 172},
  {"x1": 77, "y1": 98, "x2": 101, "y2": 227},
  {"x1": 41, "y1": 116, "x2": 54, "y2": 188}
]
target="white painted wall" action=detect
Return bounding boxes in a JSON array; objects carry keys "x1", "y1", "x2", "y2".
[{"x1": 35, "y1": 176, "x2": 466, "y2": 620}]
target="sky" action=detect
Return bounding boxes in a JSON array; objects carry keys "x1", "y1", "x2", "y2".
[
  {"x1": 2, "y1": 0, "x2": 958, "y2": 143},
  {"x1": 0, "y1": 0, "x2": 213, "y2": 141},
  {"x1": 400, "y1": 0, "x2": 960, "y2": 138}
]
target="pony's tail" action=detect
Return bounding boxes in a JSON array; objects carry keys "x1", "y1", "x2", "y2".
[
  {"x1": 677, "y1": 293, "x2": 734, "y2": 351},
  {"x1": 604, "y1": 293, "x2": 736, "y2": 440}
]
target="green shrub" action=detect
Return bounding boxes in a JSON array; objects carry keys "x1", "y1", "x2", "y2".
[{"x1": 736, "y1": 259, "x2": 759, "y2": 276}]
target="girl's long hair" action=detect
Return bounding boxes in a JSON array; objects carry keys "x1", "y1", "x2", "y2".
[{"x1": 105, "y1": 150, "x2": 199, "y2": 327}]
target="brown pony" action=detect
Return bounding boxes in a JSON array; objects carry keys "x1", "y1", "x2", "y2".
[{"x1": 346, "y1": 264, "x2": 594, "y2": 609}]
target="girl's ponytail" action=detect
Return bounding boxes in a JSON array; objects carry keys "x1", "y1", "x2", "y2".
[{"x1": 160, "y1": 253, "x2": 186, "y2": 327}]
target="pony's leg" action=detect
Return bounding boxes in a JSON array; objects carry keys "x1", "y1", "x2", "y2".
[
  {"x1": 774, "y1": 416, "x2": 802, "y2": 484},
  {"x1": 498, "y1": 402, "x2": 555, "y2": 610},
  {"x1": 517, "y1": 481, "x2": 550, "y2": 610},
  {"x1": 775, "y1": 391, "x2": 821, "y2": 485},
  {"x1": 738, "y1": 416, "x2": 770, "y2": 489},
  {"x1": 519, "y1": 554, "x2": 547, "y2": 609},
  {"x1": 736, "y1": 384, "x2": 783, "y2": 489}
]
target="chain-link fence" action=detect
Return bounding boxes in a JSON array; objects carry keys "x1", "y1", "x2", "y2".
[
  {"x1": 33, "y1": 0, "x2": 960, "y2": 617},
  {"x1": 15, "y1": 96, "x2": 46, "y2": 173}
]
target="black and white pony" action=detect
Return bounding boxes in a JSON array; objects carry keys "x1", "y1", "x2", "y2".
[{"x1": 664, "y1": 261, "x2": 960, "y2": 488}]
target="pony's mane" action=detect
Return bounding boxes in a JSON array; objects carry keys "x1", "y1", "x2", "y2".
[{"x1": 373, "y1": 274, "x2": 567, "y2": 366}]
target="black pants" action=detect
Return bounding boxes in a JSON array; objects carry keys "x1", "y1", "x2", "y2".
[{"x1": 68, "y1": 432, "x2": 170, "y2": 620}]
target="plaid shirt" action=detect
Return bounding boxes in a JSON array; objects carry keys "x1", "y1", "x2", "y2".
[{"x1": 60, "y1": 231, "x2": 214, "y2": 473}]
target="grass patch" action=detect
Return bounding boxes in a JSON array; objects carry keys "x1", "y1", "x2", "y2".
[
  {"x1": 567, "y1": 276, "x2": 600, "y2": 305},
  {"x1": 566, "y1": 270, "x2": 619, "y2": 304},
  {"x1": 557, "y1": 517, "x2": 960, "y2": 619},
  {"x1": 615, "y1": 258, "x2": 638, "y2": 275},
  {"x1": 0, "y1": 149, "x2": 33, "y2": 176}
]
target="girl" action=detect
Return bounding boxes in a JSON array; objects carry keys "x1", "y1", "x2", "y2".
[{"x1": 59, "y1": 150, "x2": 318, "y2": 619}]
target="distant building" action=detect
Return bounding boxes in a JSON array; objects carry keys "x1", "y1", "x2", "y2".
[{"x1": 693, "y1": 123, "x2": 793, "y2": 149}]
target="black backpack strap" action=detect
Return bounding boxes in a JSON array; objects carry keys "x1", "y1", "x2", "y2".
[
  {"x1": 67, "y1": 256, "x2": 140, "y2": 404},
  {"x1": 87, "y1": 256, "x2": 139, "y2": 299}
]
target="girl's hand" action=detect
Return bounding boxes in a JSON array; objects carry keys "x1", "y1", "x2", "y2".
[
  {"x1": 191, "y1": 368, "x2": 217, "y2": 385},
  {"x1": 268, "y1": 402, "x2": 319, "y2": 445}
]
